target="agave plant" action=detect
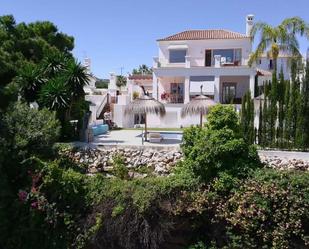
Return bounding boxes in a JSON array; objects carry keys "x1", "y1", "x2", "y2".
[
  {"x1": 39, "y1": 76, "x2": 71, "y2": 111},
  {"x1": 249, "y1": 17, "x2": 309, "y2": 71}
]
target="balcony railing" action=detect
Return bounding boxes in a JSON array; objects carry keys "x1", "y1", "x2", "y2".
[
  {"x1": 153, "y1": 56, "x2": 249, "y2": 69},
  {"x1": 161, "y1": 93, "x2": 184, "y2": 104}
]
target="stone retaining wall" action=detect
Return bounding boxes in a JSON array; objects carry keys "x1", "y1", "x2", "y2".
[
  {"x1": 64, "y1": 147, "x2": 309, "y2": 177},
  {"x1": 66, "y1": 147, "x2": 183, "y2": 176}
]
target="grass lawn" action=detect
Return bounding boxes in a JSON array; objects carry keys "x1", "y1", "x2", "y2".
[{"x1": 122, "y1": 127, "x2": 184, "y2": 131}]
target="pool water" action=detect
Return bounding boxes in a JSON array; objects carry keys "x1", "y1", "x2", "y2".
[{"x1": 160, "y1": 132, "x2": 183, "y2": 140}]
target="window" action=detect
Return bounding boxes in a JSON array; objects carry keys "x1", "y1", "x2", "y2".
[
  {"x1": 213, "y1": 49, "x2": 234, "y2": 64},
  {"x1": 208, "y1": 49, "x2": 242, "y2": 66},
  {"x1": 269, "y1": 59, "x2": 273, "y2": 70},
  {"x1": 169, "y1": 49, "x2": 186, "y2": 63},
  {"x1": 205, "y1": 50, "x2": 212, "y2": 67}
]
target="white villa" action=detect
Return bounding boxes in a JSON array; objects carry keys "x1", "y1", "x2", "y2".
[{"x1": 109, "y1": 15, "x2": 292, "y2": 128}]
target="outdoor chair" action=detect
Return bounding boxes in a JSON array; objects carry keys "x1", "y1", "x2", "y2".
[{"x1": 149, "y1": 132, "x2": 163, "y2": 143}]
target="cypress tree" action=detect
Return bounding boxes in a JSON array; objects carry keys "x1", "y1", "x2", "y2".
[
  {"x1": 277, "y1": 68, "x2": 285, "y2": 148},
  {"x1": 248, "y1": 92, "x2": 255, "y2": 144},
  {"x1": 241, "y1": 91, "x2": 255, "y2": 144},
  {"x1": 258, "y1": 97, "x2": 263, "y2": 146},
  {"x1": 286, "y1": 60, "x2": 300, "y2": 148},
  {"x1": 269, "y1": 72, "x2": 278, "y2": 146},
  {"x1": 283, "y1": 79, "x2": 291, "y2": 147},
  {"x1": 296, "y1": 61, "x2": 309, "y2": 150},
  {"x1": 303, "y1": 61, "x2": 309, "y2": 149},
  {"x1": 263, "y1": 81, "x2": 271, "y2": 147}
]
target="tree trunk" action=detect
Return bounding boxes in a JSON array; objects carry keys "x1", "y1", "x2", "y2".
[{"x1": 200, "y1": 112, "x2": 203, "y2": 128}]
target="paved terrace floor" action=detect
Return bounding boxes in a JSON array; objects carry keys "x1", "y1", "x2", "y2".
[{"x1": 91, "y1": 129, "x2": 182, "y2": 148}]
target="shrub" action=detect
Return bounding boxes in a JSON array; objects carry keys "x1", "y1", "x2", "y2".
[
  {"x1": 206, "y1": 104, "x2": 239, "y2": 133},
  {"x1": 217, "y1": 169, "x2": 309, "y2": 248},
  {"x1": 180, "y1": 105, "x2": 261, "y2": 183},
  {"x1": 112, "y1": 154, "x2": 129, "y2": 180},
  {"x1": 1, "y1": 101, "x2": 61, "y2": 158}
]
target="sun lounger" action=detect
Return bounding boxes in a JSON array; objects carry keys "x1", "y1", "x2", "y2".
[{"x1": 149, "y1": 132, "x2": 163, "y2": 143}]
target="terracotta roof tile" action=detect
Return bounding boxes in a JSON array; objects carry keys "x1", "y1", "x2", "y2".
[
  {"x1": 128, "y1": 74, "x2": 153, "y2": 80},
  {"x1": 158, "y1": 30, "x2": 248, "y2": 41}
]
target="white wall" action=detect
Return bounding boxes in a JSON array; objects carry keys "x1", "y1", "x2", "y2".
[
  {"x1": 220, "y1": 76, "x2": 250, "y2": 99},
  {"x1": 147, "y1": 106, "x2": 200, "y2": 128},
  {"x1": 158, "y1": 38, "x2": 252, "y2": 67},
  {"x1": 258, "y1": 57, "x2": 291, "y2": 80}
]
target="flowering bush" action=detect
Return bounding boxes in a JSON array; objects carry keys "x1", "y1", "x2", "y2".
[{"x1": 160, "y1": 92, "x2": 170, "y2": 101}]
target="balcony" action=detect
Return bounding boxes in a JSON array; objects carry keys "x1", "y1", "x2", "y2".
[
  {"x1": 160, "y1": 93, "x2": 184, "y2": 104},
  {"x1": 153, "y1": 56, "x2": 249, "y2": 69}
]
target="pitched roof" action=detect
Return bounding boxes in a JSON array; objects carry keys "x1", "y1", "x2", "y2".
[
  {"x1": 158, "y1": 29, "x2": 249, "y2": 41},
  {"x1": 128, "y1": 74, "x2": 153, "y2": 80}
]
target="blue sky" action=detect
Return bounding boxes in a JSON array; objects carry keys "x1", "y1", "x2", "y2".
[{"x1": 1, "y1": 0, "x2": 309, "y2": 78}]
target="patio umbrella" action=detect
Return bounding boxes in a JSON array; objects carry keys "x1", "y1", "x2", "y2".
[
  {"x1": 181, "y1": 85, "x2": 216, "y2": 127},
  {"x1": 125, "y1": 95, "x2": 166, "y2": 141}
]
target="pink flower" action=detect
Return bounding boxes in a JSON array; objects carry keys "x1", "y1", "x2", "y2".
[
  {"x1": 18, "y1": 190, "x2": 28, "y2": 202},
  {"x1": 31, "y1": 201, "x2": 38, "y2": 209}
]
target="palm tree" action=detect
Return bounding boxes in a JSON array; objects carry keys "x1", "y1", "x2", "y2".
[
  {"x1": 116, "y1": 75, "x2": 127, "y2": 88},
  {"x1": 39, "y1": 76, "x2": 70, "y2": 112},
  {"x1": 14, "y1": 63, "x2": 46, "y2": 103},
  {"x1": 41, "y1": 51, "x2": 68, "y2": 77},
  {"x1": 64, "y1": 59, "x2": 90, "y2": 119},
  {"x1": 249, "y1": 17, "x2": 309, "y2": 71},
  {"x1": 64, "y1": 59, "x2": 90, "y2": 97}
]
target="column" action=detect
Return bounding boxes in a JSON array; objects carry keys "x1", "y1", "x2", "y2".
[
  {"x1": 214, "y1": 76, "x2": 220, "y2": 103},
  {"x1": 152, "y1": 73, "x2": 158, "y2": 100},
  {"x1": 249, "y1": 74, "x2": 255, "y2": 98},
  {"x1": 184, "y1": 76, "x2": 190, "y2": 103}
]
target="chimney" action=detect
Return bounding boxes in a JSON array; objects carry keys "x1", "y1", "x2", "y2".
[
  {"x1": 246, "y1": 14, "x2": 254, "y2": 36},
  {"x1": 84, "y1": 57, "x2": 91, "y2": 73}
]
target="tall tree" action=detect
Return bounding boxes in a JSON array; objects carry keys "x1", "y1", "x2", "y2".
[
  {"x1": 258, "y1": 97, "x2": 263, "y2": 146},
  {"x1": 241, "y1": 91, "x2": 255, "y2": 144},
  {"x1": 303, "y1": 60, "x2": 309, "y2": 148},
  {"x1": 248, "y1": 17, "x2": 309, "y2": 71},
  {"x1": 132, "y1": 64, "x2": 152, "y2": 75},
  {"x1": 268, "y1": 72, "x2": 278, "y2": 146},
  {"x1": 277, "y1": 68, "x2": 286, "y2": 148},
  {"x1": 0, "y1": 15, "x2": 74, "y2": 110}
]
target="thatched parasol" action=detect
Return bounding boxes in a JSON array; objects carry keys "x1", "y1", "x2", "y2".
[
  {"x1": 125, "y1": 95, "x2": 166, "y2": 141},
  {"x1": 181, "y1": 86, "x2": 216, "y2": 127}
]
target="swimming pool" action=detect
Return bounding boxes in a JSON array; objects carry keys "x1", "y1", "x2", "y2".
[{"x1": 159, "y1": 132, "x2": 183, "y2": 140}]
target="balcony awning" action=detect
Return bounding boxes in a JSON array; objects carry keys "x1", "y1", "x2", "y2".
[
  {"x1": 168, "y1": 44, "x2": 188, "y2": 50},
  {"x1": 190, "y1": 76, "x2": 215, "y2": 95}
]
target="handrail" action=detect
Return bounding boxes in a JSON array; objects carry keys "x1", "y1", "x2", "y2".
[{"x1": 96, "y1": 93, "x2": 109, "y2": 118}]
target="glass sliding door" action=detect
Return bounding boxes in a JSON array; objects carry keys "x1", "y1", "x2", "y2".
[
  {"x1": 222, "y1": 83, "x2": 236, "y2": 104},
  {"x1": 170, "y1": 83, "x2": 184, "y2": 103}
]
